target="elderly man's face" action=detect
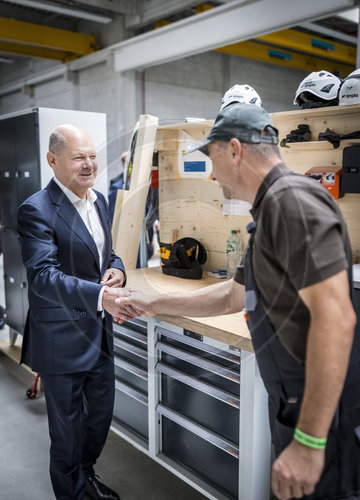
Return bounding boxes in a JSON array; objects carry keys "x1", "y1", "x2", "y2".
[
  {"x1": 208, "y1": 141, "x2": 236, "y2": 199},
  {"x1": 49, "y1": 130, "x2": 98, "y2": 199}
]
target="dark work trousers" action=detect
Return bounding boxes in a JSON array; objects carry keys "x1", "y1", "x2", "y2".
[
  {"x1": 40, "y1": 351, "x2": 115, "y2": 500},
  {"x1": 244, "y1": 220, "x2": 360, "y2": 499}
]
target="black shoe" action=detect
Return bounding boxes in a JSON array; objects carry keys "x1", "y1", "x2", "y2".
[{"x1": 85, "y1": 474, "x2": 120, "y2": 500}]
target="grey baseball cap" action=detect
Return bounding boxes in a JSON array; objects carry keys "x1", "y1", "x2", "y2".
[{"x1": 186, "y1": 102, "x2": 278, "y2": 155}]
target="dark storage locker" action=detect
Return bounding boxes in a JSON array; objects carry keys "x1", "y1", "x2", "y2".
[{"x1": 0, "y1": 111, "x2": 39, "y2": 333}]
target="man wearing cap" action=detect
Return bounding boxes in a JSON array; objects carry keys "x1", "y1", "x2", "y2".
[{"x1": 115, "y1": 103, "x2": 360, "y2": 500}]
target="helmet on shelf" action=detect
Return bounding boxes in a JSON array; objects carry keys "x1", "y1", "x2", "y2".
[
  {"x1": 220, "y1": 84, "x2": 262, "y2": 110},
  {"x1": 294, "y1": 71, "x2": 342, "y2": 109},
  {"x1": 339, "y1": 68, "x2": 360, "y2": 106}
]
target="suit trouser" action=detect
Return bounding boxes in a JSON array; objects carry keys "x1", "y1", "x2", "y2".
[{"x1": 40, "y1": 353, "x2": 115, "y2": 500}]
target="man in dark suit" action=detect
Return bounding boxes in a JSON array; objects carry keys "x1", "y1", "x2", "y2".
[{"x1": 17, "y1": 124, "x2": 130, "y2": 500}]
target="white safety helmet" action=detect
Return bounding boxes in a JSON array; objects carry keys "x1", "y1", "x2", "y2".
[
  {"x1": 220, "y1": 84, "x2": 262, "y2": 110},
  {"x1": 339, "y1": 68, "x2": 360, "y2": 106},
  {"x1": 294, "y1": 71, "x2": 342, "y2": 108}
]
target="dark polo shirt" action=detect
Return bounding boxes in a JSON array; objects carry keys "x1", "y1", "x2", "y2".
[{"x1": 235, "y1": 163, "x2": 349, "y2": 363}]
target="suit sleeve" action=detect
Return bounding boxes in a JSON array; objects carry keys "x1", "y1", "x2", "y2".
[{"x1": 18, "y1": 201, "x2": 102, "y2": 319}]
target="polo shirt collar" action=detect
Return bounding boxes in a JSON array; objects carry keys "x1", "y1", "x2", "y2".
[
  {"x1": 250, "y1": 163, "x2": 290, "y2": 219},
  {"x1": 53, "y1": 176, "x2": 97, "y2": 206}
]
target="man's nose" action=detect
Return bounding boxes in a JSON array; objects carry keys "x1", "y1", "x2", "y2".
[{"x1": 210, "y1": 170, "x2": 216, "y2": 181}]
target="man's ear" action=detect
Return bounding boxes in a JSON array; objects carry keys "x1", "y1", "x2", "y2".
[
  {"x1": 229, "y1": 138, "x2": 242, "y2": 167},
  {"x1": 47, "y1": 151, "x2": 56, "y2": 171}
]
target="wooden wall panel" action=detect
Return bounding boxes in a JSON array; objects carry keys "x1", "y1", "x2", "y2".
[
  {"x1": 273, "y1": 108, "x2": 360, "y2": 262},
  {"x1": 112, "y1": 114, "x2": 158, "y2": 269},
  {"x1": 272, "y1": 104, "x2": 360, "y2": 142},
  {"x1": 157, "y1": 105, "x2": 360, "y2": 271},
  {"x1": 158, "y1": 142, "x2": 251, "y2": 270}
]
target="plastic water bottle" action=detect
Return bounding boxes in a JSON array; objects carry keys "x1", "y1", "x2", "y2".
[{"x1": 226, "y1": 230, "x2": 242, "y2": 279}]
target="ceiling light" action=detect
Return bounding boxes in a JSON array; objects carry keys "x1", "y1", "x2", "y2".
[{"x1": 5, "y1": 0, "x2": 113, "y2": 24}]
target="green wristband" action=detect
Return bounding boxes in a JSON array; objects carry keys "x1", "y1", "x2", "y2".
[{"x1": 293, "y1": 427, "x2": 327, "y2": 450}]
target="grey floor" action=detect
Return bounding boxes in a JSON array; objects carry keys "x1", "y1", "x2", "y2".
[{"x1": 0, "y1": 255, "x2": 205, "y2": 500}]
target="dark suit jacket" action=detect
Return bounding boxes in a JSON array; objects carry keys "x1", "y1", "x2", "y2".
[{"x1": 17, "y1": 179, "x2": 126, "y2": 375}]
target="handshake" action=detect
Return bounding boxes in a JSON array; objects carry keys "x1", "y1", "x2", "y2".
[
  {"x1": 99, "y1": 267, "x2": 154, "y2": 323},
  {"x1": 102, "y1": 286, "x2": 153, "y2": 324}
]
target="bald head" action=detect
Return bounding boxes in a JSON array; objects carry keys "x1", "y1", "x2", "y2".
[
  {"x1": 49, "y1": 124, "x2": 92, "y2": 155},
  {"x1": 47, "y1": 124, "x2": 98, "y2": 199}
]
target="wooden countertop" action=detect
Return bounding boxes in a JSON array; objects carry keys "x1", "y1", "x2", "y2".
[{"x1": 126, "y1": 267, "x2": 253, "y2": 352}]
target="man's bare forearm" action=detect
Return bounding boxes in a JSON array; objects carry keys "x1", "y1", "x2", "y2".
[
  {"x1": 271, "y1": 271, "x2": 357, "y2": 500},
  {"x1": 297, "y1": 271, "x2": 356, "y2": 437},
  {"x1": 297, "y1": 311, "x2": 355, "y2": 437},
  {"x1": 116, "y1": 278, "x2": 245, "y2": 320},
  {"x1": 153, "y1": 279, "x2": 244, "y2": 317}
]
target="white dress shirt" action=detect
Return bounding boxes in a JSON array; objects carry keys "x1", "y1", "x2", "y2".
[{"x1": 53, "y1": 177, "x2": 106, "y2": 311}]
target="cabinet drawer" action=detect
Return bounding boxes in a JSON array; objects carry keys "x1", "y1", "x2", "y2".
[
  {"x1": 114, "y1": 357, "x2": 148, "y2": 394},
  {"x1": 114, "y1": 322, "x2": 148, "y2": 348},
  {"x1": 159, "y1": 348, "x2": 239, "y2": 395},
  {"x1": 113, "y1": 337, "x2": 148, "y2": 370},
  {"x1": 157, "y1": 325, "x2": 240, "y2": 369},
  {"x1": 159, "y1": 366, "x2": 239, "y2": 443},
  {"x1": 160, "y1": 406, "x2": 238, "y2": 499},
  {"x1": 113, "y1": 380, "x2": 148, "y2": 440}
]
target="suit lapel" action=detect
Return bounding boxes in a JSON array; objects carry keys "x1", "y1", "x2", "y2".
[
  {"x1": 95, "y1": 196, "x2": 111, "y2": 275},
  {"x1": 46, "y1": 180, "x2": 101, "y2": 272}
]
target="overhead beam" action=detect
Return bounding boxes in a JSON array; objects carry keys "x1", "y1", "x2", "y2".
[
  {"x1": 4, "y1": 0, "x2": 113, "y2": 24},
  {"x1": 125, "y1": 0, "x2": 200, "y2": 29},
  {"x1": 0, "y1": 41, "x2": 71, "y2": 62},
  {"x1": 0, "y1": 17, "x2": 96, "y2": 57},
  {"x1": 0, "y1": 66, "x2": 66, "y2": 96},
  {"x1": 257, "y1": 28, "x2": 356, "y2": 65},
  {"x1": 217, "y1": 40, "x2": 353, "y2": 78},
  {"x1": 114, "y1": 0, "x2": 356, "y2": 72},
  {"x1": 300, "y1": 21, "x2": 357, "y2": 45}
]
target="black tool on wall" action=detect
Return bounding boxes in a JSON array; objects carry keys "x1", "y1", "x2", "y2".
[{"x1": 342, "y1": 146, "x2": 360, "y2": 194}]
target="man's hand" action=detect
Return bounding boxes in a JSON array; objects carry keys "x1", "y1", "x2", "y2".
[
  {"x1": 113, "y1": 291, "x2": 155, "y2": 324},
  {"x1": 100, "y1": 268, "x2": 125, "y2": 288},
  {"x1": 272, "y1": 440, "x2": 325, "y2": 499},
  {"x1": 102, "y1": 287, "x2": 138, "y2": 322}
]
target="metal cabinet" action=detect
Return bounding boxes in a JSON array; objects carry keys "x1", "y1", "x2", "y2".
[
  {"x1": 0, "y1": 107, "x2": 107, "y2": 339},
  {"x1": 111, "y1": 317, "x2": 271, "y2": 500},
  {"x1": 113, "y1": 318, "x2": 149, "y2": 443},
  {"x1": 0, "y1": 112, "x2": 39, "y2": 333},
  {"x1": 156, "y1": 325, "x2": 240, "y2": 497}
]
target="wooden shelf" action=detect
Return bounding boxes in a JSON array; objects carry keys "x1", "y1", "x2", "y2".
[
  {"x1": 272, "y1": 103, "x2": 360, "y2": 122},
  {"x1": 280, "y1": 139, "x2": 360, "y2": 152}
]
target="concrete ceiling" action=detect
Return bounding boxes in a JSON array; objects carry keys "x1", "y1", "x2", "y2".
[{"x1": 0, "y1": 0, "x2": 358, "y2": 66}]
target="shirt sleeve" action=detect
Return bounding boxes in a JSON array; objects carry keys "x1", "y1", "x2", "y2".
[
  {"x1": 264, "y1": 182, "x2": 348, "y2": 290},
  {"x1": 97, "y1": 286, "x2": 106, "y2": 311}
]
